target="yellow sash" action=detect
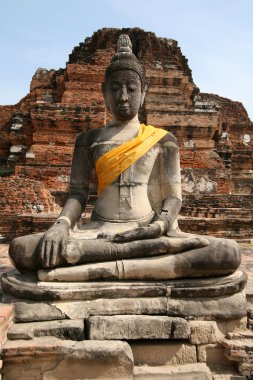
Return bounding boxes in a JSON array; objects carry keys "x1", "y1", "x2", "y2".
[{"x1": 96, "y1": 124, "x2": 168, "y2": 193}]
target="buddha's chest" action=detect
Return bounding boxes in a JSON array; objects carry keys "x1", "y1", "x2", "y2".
[{"x1": 90, "y1": 142, "x2": 160, "y2": 182}]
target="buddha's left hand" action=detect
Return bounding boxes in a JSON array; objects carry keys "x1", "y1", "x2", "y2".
[{"x1": 111, "y1": 213, "x2": 170, "y2": 243}]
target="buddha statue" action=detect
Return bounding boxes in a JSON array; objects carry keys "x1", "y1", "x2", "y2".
[{"x1": 9, "y1": 35, "x2": 241, "y2": 282}]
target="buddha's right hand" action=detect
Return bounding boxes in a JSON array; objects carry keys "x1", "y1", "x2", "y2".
[
  {"x1": 40, "y1": 220, "x2": 70, "y2": 268},
  {"x1": 111, "y1": 220, "x2": 166, "y2": 243}
]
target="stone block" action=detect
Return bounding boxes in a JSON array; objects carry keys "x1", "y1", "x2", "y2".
[
  {"x1": 88, "y1": 315, "x2": 189, "y2": 340},
  {"x1": 216, "y1": 317, "x2": 247, "y2": 335},
  {"x1": 130, "y1": 342, "x2": 197, "y2": 366},
  {"x1": 7, "y1": 319, "x2": 85, "y2": 341},
  {"x1": 2, "y1": 337, "x2": 134, "y2": 380},
  {"x1": 197, "y1": 343, "x2": 231, "y2": 366},
  {"x1": 53, "y1": 297, "x2": 167, "y2": 319},
  {"x1": 189, "y1": 321, "x2": 222, "y2": 344},
  {"x1": 14, "y1": 301, "x2": 66, "y2": 322},
  {"x1": 133, "y1": 363, "x2": 212, "y2": 379},
  {"x1": 167, "y1": 291, "x2": 247, "y2": 319},
  {"x1": 172, "y1": 318, "x2": 190, "y2": 339}
]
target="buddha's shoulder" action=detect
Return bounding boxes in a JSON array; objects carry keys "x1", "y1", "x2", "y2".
[
  {"x1": 157, "y1": 131, "x2": 179, "y2": 148},
  {"x1": 75, "y1": 128, "x2": 105, "y2": 147}
]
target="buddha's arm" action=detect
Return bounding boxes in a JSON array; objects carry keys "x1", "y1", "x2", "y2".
[
  {"x1": 40, "y1": 133, "x2": 92, "y2": 267},
  {"x1": 158, "y1": 136, "x2": 182, "y2": 231},
  {"x1": 58, "y1": 144, "x2": 92, "y2": 226}
]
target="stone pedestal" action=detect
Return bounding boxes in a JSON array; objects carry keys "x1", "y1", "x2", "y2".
[{"x1": 0, "y1": 269, "x2": 250, "y2": 379}]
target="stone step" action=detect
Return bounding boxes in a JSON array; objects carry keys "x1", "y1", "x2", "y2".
[
  {"x1": 7, "y1": 319, "x2": 85, "y2": 341},
  {"x1": 133, "y1": 363, "x2": 212, "y2": 379},
  {"x1": 88, "y1": 315, "x2": 190, "y2": 340},
  {"x1": 181, "y1": 207, "x2": 253, "y2": 219},
  {"x1": 1, "y1": 337, "x2": 133, "y2": 379}
]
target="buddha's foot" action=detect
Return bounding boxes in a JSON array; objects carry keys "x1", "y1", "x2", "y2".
[
  {"x1": 38, "y1": 261, "x2": 119, "y2": 282},
  {"x1": 38, "y1": 254, "x2": 181, "y2": 282}
]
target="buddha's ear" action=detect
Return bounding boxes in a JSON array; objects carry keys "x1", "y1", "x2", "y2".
[
  {"x1": 101, "y1": 82, "x2": 110, "y2": 110},
  {"x1": 141, "y1": 84, "x2": 148, "y2": 107}
]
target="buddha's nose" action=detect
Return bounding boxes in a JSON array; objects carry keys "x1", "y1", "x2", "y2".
[{"x1": 120, "y1": 86, "x2": 128, "y2": 101}]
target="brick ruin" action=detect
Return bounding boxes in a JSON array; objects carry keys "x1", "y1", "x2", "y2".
[
  {"x1": 0, "y1": 177, "x2": 60, "y2": 241},
  {"x1": 0, "y1": 27, "x2": 252, "y2": 242}
]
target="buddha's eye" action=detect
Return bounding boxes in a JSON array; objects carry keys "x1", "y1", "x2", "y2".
[
  {"x1": 128, "y1": 85, "x2": 137, "y2": 92},
  {"x1": 111, "y1": 84, "x2": 120, "y2": 91}
]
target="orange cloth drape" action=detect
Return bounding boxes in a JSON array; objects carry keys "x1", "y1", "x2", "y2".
[{"x1": 96, "y1": 124, "x2": 168, "y2": 193}]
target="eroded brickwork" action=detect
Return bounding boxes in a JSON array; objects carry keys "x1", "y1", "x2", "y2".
[{"x1": 0, "y1": 177, "x2": 60, "y2": 241}]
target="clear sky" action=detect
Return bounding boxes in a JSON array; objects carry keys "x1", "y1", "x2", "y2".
[{"x1": 1, "y1": 0, "x2": 253, "y2": 120}]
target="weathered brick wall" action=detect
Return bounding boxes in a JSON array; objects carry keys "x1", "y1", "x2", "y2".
[
  {"x1": 199, "y1": 93, "x2": 252, "y2": 135},
  {"x1": 0, "y1": 177, "x2": 60, "y2": 241},
  {"x1": 181, "y1": 168, "x2": 232, "y2": 195},
  {"x1": 14, "y1": 165, "x2": 71, "y2": 195},
  {"x1": 178, "y1": 216, "x2": 253, "y2": 240},
  {"x1": 180, "y1": 149, "x2": 224, "y2": 169},
  {"x1": 0, "y1": 106, "x2": 15, "y2": 164},
  {"x1": 181, "y1": 194, "x2": 253, "y2": 209},
  {"x1": 180, "y1": 193, "x2": 253, "y2": 240}
]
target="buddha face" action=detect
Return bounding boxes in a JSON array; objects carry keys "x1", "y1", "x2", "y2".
[{"x1": 104, "y1": 70, "x2": 146, "y2": 121}]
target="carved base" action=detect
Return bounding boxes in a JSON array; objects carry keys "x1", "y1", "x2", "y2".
[
  {"x1": 1, "y1": 269, "x2": 248, "y2": 322},
  {"x1": 1, "y1": 269, "x2": 250, "y2": 379}
]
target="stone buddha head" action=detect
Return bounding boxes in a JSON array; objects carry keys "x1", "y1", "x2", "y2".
[{"x1": 102, "y1": 34, "x2": 148, "y2": 122}]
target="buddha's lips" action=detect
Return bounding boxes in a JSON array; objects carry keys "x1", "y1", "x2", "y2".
[{"x1": 117, "y1": 104, "x2": 130, "y2": 111}]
